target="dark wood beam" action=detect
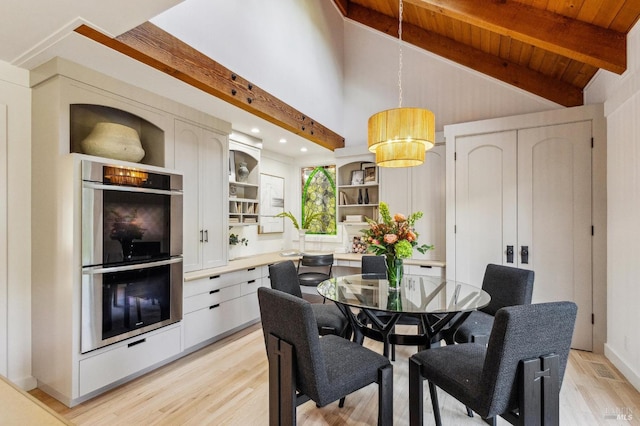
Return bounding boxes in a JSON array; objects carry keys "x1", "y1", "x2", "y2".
[
  {"x1": 405, "y1": 0, "x2": 626, "y2": 74},
  {"x1": 74, "y1": 23, "x2": 345, "y2": 152},
  {"x1": 346, "y1": 3, "x2": 583, "y2": 107}
]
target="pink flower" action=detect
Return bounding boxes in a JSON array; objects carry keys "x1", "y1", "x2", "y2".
[
  {"x1": 394, "y1": 213, "x2": 406, "y2": 222},
  {"x1": 384, "y1": 234, "x2": 398, "y2": 244}
]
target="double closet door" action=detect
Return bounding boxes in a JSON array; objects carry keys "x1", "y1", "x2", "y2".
[{"x1": 452, "y1": 121, "x2": 593, "y2": 351}]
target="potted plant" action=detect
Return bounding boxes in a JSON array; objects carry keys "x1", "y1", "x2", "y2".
[{"x1": 276, "y1": 209, "x2": 327, "y2": 252}]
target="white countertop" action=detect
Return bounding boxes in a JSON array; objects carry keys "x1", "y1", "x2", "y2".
[{"x1": 184, "y1": 251, "x2": 445, "y2": 281}]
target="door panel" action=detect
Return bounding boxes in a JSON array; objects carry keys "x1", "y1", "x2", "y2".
[
  {"x1": 454, "y1": 131, "x2": 517, "y2": 287},
  {"x1": 411, "y1": 145, "x2": 445, "y2": 260},
  {"x1": 518, "y1": 122, "x2": 592, "y2": 350}
]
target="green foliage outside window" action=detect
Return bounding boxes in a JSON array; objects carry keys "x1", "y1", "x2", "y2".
[{"x1": 301, "y1": 166, "x2": 336, "y2": 235}]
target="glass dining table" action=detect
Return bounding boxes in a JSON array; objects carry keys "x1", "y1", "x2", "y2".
[{"x1": 317, "y1": 274, "x2": 491, "y2": 358}]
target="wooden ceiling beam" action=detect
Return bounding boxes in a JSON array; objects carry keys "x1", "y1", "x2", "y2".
[
  {"x1": 74, "y1": 23, "x2": 345, "y2": 152},
  {"x1": 346, "y1": 4, "x2": 583, "y2": 107},
  {"x1": 405, "y1": 0, "x2": 626, "y2": 74}
]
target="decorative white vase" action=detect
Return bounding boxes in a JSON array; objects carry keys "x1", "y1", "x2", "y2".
[
  {"x1": 81, "y1": 122, "x2": 145, "y2": 163},
  {"x1": 298, "y1": 229, "x2": 307, "y2": 254}
]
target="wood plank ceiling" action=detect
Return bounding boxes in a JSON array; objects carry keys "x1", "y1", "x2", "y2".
[{"x1": 334, "y1": 0, "x2": 640, "y2": 107}]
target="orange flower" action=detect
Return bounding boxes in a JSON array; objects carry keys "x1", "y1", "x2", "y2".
[
  {"x1": 394, "y1": 213, "x2": 406, "y2": 222},
  {"x1": 407, "y1": 231, "x2": 416, "y2": 242},
  {"x1": 384, "y1": 234, "x2": 398, "y2": 244}
]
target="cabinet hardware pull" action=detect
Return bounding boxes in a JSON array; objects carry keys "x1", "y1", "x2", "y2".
[
  {"x1": 248, "y1": 267, "x2": 256, "y2": 271},
  {"x1": 209, "y1": 304, "x2": 220, "y2": 309},
  {"x1": 128, "y1": 338, "x2": 146, "y2": 348},
  {"x1": 419, "y1": 265, "x2": 432, "y2": 269},
  {"x1": 521, "y1": 246, "x2": 529, "y2": 264},
  {"x1": 200, "y1": 230, "x2": 203, "y2": 242},
  {"x1": 204, "y1": 230, "x2": 209, "y2": 242},
  {"x1": 209, "y1": 289, "x2": 220, "y2": 294},
  {"x1": 506, "y1": 245, "x2": 514, "y2": 263},
  {"x1": 209, "y1": 275, "x2": 220, "y2": 280},
  {"x1": 247, "y1": 279, "x2": 256, "y2": 284}
]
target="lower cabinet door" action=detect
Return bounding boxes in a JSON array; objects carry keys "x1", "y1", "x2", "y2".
[
  {"x1": 79, "y1": 325, "x2": 181, "y2": 396},
  {"x1": 183, "y1": 303, "x2": 227, "y2": 349}
]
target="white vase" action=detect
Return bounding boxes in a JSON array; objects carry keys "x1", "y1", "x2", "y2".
[
  {"x1": 81, "y1": 122, "x2": 145, "y2": 163},
  {"x1": 298, "y1": 229, "x2": 307, "y2": 254}
]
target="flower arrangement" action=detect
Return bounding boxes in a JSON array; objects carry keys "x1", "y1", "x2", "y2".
[
  {"x1": 362, "y1": 202, "x2": 433, "y2": 285},
  {"x1": 229, "y1": 233, "x2": 248, "y2": 246}
]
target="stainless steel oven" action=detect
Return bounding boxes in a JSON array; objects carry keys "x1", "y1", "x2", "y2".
[{"x1": 81, "y1": 160, "x2": 183, "y2": 353}]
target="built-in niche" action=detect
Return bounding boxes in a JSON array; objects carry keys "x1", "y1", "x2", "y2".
[{"x1": 70, "y1": 104, "x2": 165, "y2": 167}]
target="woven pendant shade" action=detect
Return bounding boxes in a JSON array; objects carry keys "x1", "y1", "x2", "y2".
[{"x1": 368, "y1": 107, "x2": 435, "y2": 167}]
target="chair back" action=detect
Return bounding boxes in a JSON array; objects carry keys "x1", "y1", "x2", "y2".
[
  {"x1": 258, "y1": 287, "x2": 329, "y2": 403},
  {"x1": 362, "y1": 255, "x2": 387, "y2": 279},
  {"x1": 479, "y1": 301, "x2": 577, "y2": 418},
  {"x1": 269, "y1": 261, "x2": 303, "y2": 298},
  {"x1": 300, "y1": 253, "x2": 334, "y2": 267},
  {"x1": 480, "y1": 264, "x2": 534, "y2": 316}
]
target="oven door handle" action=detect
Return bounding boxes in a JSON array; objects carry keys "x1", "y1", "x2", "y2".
[
  {"x1": 82, "y1": 257, "x2": 183, "y2": 275},
  {"x1": 82, "y1": 181, "x2": 183, "y2": 196}
]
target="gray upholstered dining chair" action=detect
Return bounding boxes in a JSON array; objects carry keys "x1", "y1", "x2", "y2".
[
  {"x1": 450, "y1": 263, "x2": 535, "y2": 345},
  {"x1": 269, "y1": 260, "x2": 349, "y2": 338},
  {"x1": 258, "y1": 287, "x2": 393, "y2": 426},
  {"x1": 297, "y1": 253, "x2": 334, "y2": 287},
  {"x1": 409, "y1": 301, "x2": 577, "y2": 426}
]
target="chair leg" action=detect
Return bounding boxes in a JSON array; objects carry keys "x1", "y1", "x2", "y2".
[
  {"x1": 267, "y1": 334, "x2": 297, "y2": 426},
  {"x1": 377, "y1": 363, "x2": 393, "y2": 426},
  {"x1": 338, "y1": 397, "x2": 345, "y2": 408},
  {"x1": 428, "y1": 382, "x2": 442, "y2": 426},
  {"x1": 409, "y1": 357, "x2": 424, "y2": 426},
  {"x1": 466, "y1": 406, "x2": 474, "y2": 417}
]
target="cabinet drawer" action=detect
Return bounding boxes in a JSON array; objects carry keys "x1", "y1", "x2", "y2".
[
  {"x1": 79, "y1": 325, "x2": 181, "y2": 396},
  {"x1": 183, "y1": 284, "x2": 241, "y2": 313},
  {"x1": 241, "y1": 277, "x2": 263, "y2": 296},
  {"x1": 183, "y1": 302, "x2": 228, "y2": 349},
  {"x1": 184, "y1": 267, "x2": 262, "y2": 297},
  {"x1": 406, "y1": 265, "x2": 444, "y2": 278}
]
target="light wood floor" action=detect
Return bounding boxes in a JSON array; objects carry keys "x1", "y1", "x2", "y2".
[{"x1": 30, "y1": 324, "x2": 640, "y2": 425}]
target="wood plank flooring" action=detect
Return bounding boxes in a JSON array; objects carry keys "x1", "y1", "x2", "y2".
[{"x1": 30, "y1": 324, "x2": 640, "y2": 425}]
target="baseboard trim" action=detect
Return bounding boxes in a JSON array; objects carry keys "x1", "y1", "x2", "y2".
[{"x1": 604, "y1": 343, "x2": 640, "y2": 392}]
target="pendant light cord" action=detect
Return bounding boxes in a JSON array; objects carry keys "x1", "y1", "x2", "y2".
[{"x1": 398, "y1": 0, "x2": 404, "y2": 109}]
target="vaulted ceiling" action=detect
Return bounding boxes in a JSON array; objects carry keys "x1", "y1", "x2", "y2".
[{"x1": 333, "y1": 0, "x2": 640, "y2": 107}]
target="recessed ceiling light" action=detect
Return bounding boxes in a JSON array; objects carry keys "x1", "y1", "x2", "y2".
[
  {"x1": 300, "y1": 147, "x2": 308, "y2": 152},
  {"x1": 279, "y1": 138, "x2": 287, "y2": 144},
  {"x1": 250, "y1": 128, "x2": 260, "y2": 134}
]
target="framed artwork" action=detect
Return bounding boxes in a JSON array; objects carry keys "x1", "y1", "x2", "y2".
[
  {"x1": 350, "y1": 169, "x2": 364, "y2": 185},
  {"x1": 363, "y1": 165, "x2": 376, "y2": 183},
  {"x1": 259, "y1": 173, "x2": 284, "y2": 233}
]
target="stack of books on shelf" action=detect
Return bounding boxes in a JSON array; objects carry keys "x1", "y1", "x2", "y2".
[
  {"x1": 229, "y1": 217, "x2": 240, "y2": 224},
  {"x1": 243, "y1": 217, "x2": 257, "y2": 223}
]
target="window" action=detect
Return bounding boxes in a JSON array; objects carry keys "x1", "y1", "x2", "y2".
[{"x1": 301, "y1": 166, "x2": 336, "y2": 235}]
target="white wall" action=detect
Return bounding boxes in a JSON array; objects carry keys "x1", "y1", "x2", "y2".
[
  {"x1": 586, "y1": 22, "x2": 640, "y2": 391},
  {"x1": 151, "y1": 0, "x2": 344, "y2": 136},
  {"x1": 0, "y1": 60, "x2": 33, "y2": 388}
]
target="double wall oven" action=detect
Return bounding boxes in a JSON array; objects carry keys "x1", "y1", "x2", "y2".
[{"x1": 81, "y1": 160, "x2": 183, "y2": 353}]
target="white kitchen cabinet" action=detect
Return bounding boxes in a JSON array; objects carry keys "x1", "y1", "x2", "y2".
[
  {"x1": 183, "y1": 267, "x2": 264, "y2": 350},
  {"x1": 175, "y1": 119, "x2": 229, "y2": 272},
  {"x1": 379, "y1": 145, "x2": 446, "y2": 261},
  {"x1": 229, "y1": 140, "x2": 260, "y2": 226},
  {"x1": 445, "y1": 104, "x2": 607, "y2": 352}
]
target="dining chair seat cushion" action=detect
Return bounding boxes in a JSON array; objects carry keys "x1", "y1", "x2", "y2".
[
  {"x1": 453, "y1": 310, "x2": 494, "y2": 343},
  {"x1": 412, "y1": 343, "x2": 487, "y2": 411},
  {"x1": 318, "y1": 334, "x2": 391, "y2": 405},
  {"x1": 298, "y1": 272, "x2": 331, "y2": 287},
  {"x1": 312, "y1": 303, "x2": 348, "y2": 335}
]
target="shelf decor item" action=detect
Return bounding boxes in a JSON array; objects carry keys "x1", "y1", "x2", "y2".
[
  {"x1": 237, "y1": 161, "x2": 250, "y2": 182},
  {"x1": 362, "y1": 202, "x2": 433, "y2": 288},
  {"x1": 81, "y1": 122, "x2": 145, "y2": 162}
]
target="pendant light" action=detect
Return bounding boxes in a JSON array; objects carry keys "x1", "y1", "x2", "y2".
[{"x1": 368, "y1": 0, "x2": 435, "y2": 167}]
